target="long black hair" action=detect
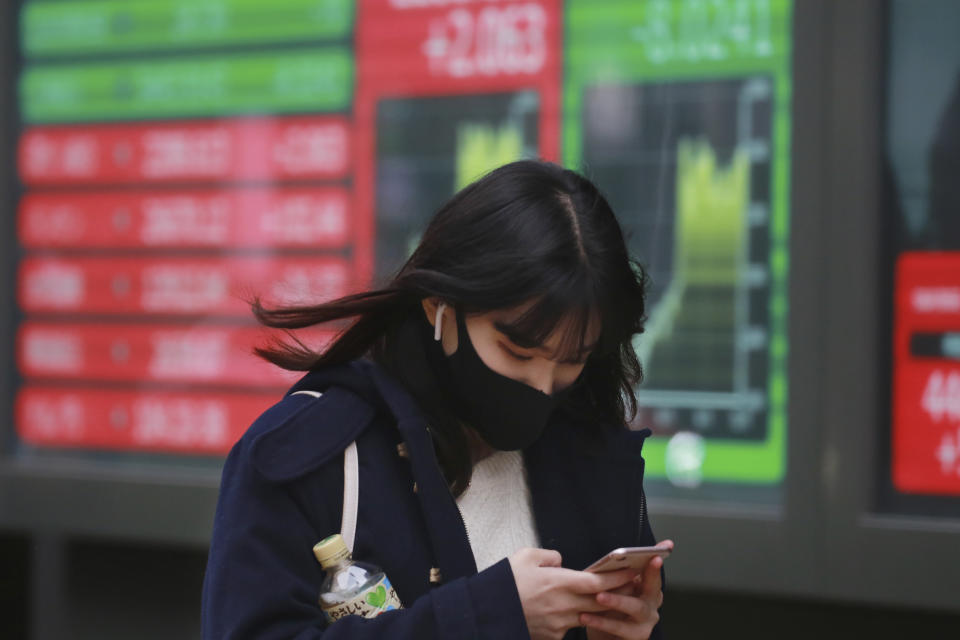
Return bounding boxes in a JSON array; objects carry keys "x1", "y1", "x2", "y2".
[{"x1": 252, "y1": 159, "x2": 647, "y2": 496}]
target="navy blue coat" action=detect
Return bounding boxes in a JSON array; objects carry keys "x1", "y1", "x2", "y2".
[{"x1": 202, "y1": 359, "x2": 663, "y2": 639}]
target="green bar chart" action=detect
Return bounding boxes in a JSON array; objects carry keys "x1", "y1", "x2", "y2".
[{"x1": 566, "y1": 0, "x2": 793, "y2": 487}]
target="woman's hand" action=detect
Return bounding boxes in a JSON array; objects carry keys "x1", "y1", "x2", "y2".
[
  {"x1": 580, "y1": 549, "x2": 668, "y2": 640},
  {"x1": 508, "y1": 547, "x2": 639, "y2": 640}
]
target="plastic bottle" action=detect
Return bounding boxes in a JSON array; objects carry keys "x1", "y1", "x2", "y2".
[{"x1": 313, "y1": 534, "x2": 403, "y2": 624}]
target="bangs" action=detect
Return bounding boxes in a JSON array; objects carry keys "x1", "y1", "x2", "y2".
[{"x1": 493, "y1": 271, "x2": 602, "y2": 362}]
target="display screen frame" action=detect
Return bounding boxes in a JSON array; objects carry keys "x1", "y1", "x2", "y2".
[
  {"x1": 1, "y1": 0, "x2": 24, "y2": 464},
  {"x1": 563, "y1": 0, "x2": 793, "y2": 496},
  {"x1": 876, "y1": 0, "x2": 960, "y2": 514},
  {"x1": 812, "y1": 0, "x2": 960, "y2": 611}
]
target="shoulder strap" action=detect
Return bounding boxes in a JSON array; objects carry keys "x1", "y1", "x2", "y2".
[{"x1": 290, "y1": 390, "x2": 358, "y2": 553}]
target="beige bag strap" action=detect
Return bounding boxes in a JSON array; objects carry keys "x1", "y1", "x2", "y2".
[{"x1": 290, "y1": 390, "x2": 358, "y2": 553}]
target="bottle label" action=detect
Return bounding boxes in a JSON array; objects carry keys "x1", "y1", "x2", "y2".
[{"x1": 321, "y1": 576, "x2": 403, "y2": 623}]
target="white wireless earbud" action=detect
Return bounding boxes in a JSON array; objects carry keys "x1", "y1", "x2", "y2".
[{"x1": 434, "y1": 302, "x2": 447, "y2": 342}]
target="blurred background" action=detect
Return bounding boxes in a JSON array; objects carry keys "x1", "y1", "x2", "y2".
[{"x1": 1, "y1": 0, "x2": 959, "y2": 638}]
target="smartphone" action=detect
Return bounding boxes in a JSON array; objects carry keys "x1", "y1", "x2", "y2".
[{"x1": 584, "y1": 544, "x2": 672, "y2": 573}]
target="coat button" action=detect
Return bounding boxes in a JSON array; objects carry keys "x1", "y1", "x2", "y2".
[
  {"x1": 396, "y1": 442, "x2": 409, "y2": 458},
  {"x1": 429, "y1": 567, "x2": 443, "y2": 584}
]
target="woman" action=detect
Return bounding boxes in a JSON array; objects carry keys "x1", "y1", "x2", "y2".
[{"x1": 202, "y1": 160, "x2": 669, "y2": 639}]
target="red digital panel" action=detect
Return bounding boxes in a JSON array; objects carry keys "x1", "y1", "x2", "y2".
[
  {"x1": 353, "y1": 0, "x2": 561, "y2": 285},
  {"x1": 14, "y1": 18, "x2": 365, "y2": 456},
  {"x1": 18, "y1": 188, "x2": 351, "y2": 250},
  {"x1": 17, "y1": 323, "x2": 334, "y2": 387},
  {"x1": 15, "y1": 387, "x2": 279, "y2": 455},
  {"x1": 359, "y1": 0, "x2": 561, "y2": 96},
  {"x1": 18, "y1": 256, "x2": 351, "y2": 316},
  {"x1": 892, "y1": 252, "x2": 960, "y2": 495},
  {"x1": 18, "y1": 116, "x2": 350, "y2": 186}
]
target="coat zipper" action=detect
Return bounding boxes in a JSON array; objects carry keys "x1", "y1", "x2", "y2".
[
  {"x1": 450, "y1": 483, "x2": 474, "y2": 551},
  {"x1": 424, "y1": 424, "x2": 475, "y2": 579},
  {"x1": 638, "y1": 487, "x2": 648, "y2": 538},
  {"x1": 441, "y1": 454, "x2": 474, "y2": 553}
]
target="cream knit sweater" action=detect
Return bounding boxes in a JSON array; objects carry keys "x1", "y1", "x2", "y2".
[{"x1": 455, "y1": 449, "x2": 541, "y2": 572}]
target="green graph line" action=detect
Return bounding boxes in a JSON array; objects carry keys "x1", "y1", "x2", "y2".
[
  {"x1": 565, "y1": 0, "x2": 793, "y2": 484},
  {"x1": 399, "y1": 120, "x2": 525, "y2": 261},
  {"x1": 675, "y1": 140, "x2": 749, "y2": 288},
  {"x1": 455, "y1": 122, "x2": 525, "y2": 190},
  {"x1": 637, "y1": 140, "x2": 750, "y2": 391}
]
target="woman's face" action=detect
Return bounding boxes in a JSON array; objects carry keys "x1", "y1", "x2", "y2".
[{"x1": 426, "y1": 300, "x2": 598, "y2": 396}]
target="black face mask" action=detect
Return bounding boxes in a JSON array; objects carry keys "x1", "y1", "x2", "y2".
[{"x1": 428, "y1": 308, "x2": 559, "y2": 451}]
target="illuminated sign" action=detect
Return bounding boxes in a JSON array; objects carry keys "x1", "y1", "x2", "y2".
[
  {"x1": 14, "y1": 0, "x2": 357, "y2": 455},
  {"x1": 892, "y1": 253, "x2": 960, "y2": 494},
  {"x1": 11, "y1": 0, "x2": 795, "y2": 475},
  {"x1": 22, "y1": 0, "x2": 354, "y2": 56},
  {"x1": 566, "y1": 0, "x2": 793, "y2": 486},
  {"x1": 356, "y1": 0, "x2": 561, "y2": 280}
]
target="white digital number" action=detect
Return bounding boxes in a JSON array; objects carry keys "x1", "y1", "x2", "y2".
[
  {"x1": 637, "y1": 0, "x2": 775, "y2": 64},
  {"x1": 921, "y1": 370, "x2": 960, "y2": 423},
  {"x1": 422, "y1": 3, "x2": 547, "y2": 78}
]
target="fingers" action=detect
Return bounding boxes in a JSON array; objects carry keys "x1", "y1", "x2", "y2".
[
  {"x1": 530, "y1": 547, "x2": 563, "y2": 568},
  {"x1": 594, "y1": 590, "x2": 648, "y2": 620},
  {"x1": 566, "y1": 593, "x2": 616, "y2": 614},
  {"x1": 581, "y1": 608, "x2": 658, "y2": 638},
  {"x1": 638, "y1": 556, "x2": 663, "y2": 599},
  {"x1": 562, "y1": 567, "x2": 639, "y2": 594},
  {"x1": 512, "y1": 547, "x2": 563, "y2": 568},
  {"x1": 582, "y1": 582, "x2": 662, "y2": 638},
  {"x1": 609, "y1": 582, "x2": 636, "y2": 597}
]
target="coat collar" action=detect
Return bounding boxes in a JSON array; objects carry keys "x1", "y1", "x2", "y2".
[
  {"x1": 291, "y1": 361, "x2": 479, "y2": 580},
  {"x1": 290, "y1": 360, "x2": 649, "y2": 577},
  {"x1": 524, "y1": 418, "x2": 650, "y2": 570},
  {"x1": 360, "y1": 360, "x2": 481, "y2": 580}
]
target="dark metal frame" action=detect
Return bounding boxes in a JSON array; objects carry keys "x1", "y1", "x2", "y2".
[
  {"x1": 647, "y1": 0, "x2": 828, "y2": 604},
  {"x1": 818, "y1": 0, "x2": 960, "y2": 611},
  {"x1": 650, "y1": 0, "x2": 960, "y2": 612},
  {"x1": 1, "y1": 3, "x2": 958, "y2": 633}
]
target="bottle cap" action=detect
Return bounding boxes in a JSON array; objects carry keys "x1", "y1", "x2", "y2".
[{"x1": 313, "y1": 534, "x2": 351, "y2": 568}]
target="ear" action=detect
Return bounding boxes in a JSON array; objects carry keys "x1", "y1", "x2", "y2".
[
  {"x1": 421, "y1": 297, "x2": 442, "y2": 328},
  {"x1": 421, "y1": 297, "x2": 458, "y2": 355}
]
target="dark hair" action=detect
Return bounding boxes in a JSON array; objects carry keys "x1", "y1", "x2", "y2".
[{"x1": 252, "y1": 159, "x2": 647, "y2": 496}]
